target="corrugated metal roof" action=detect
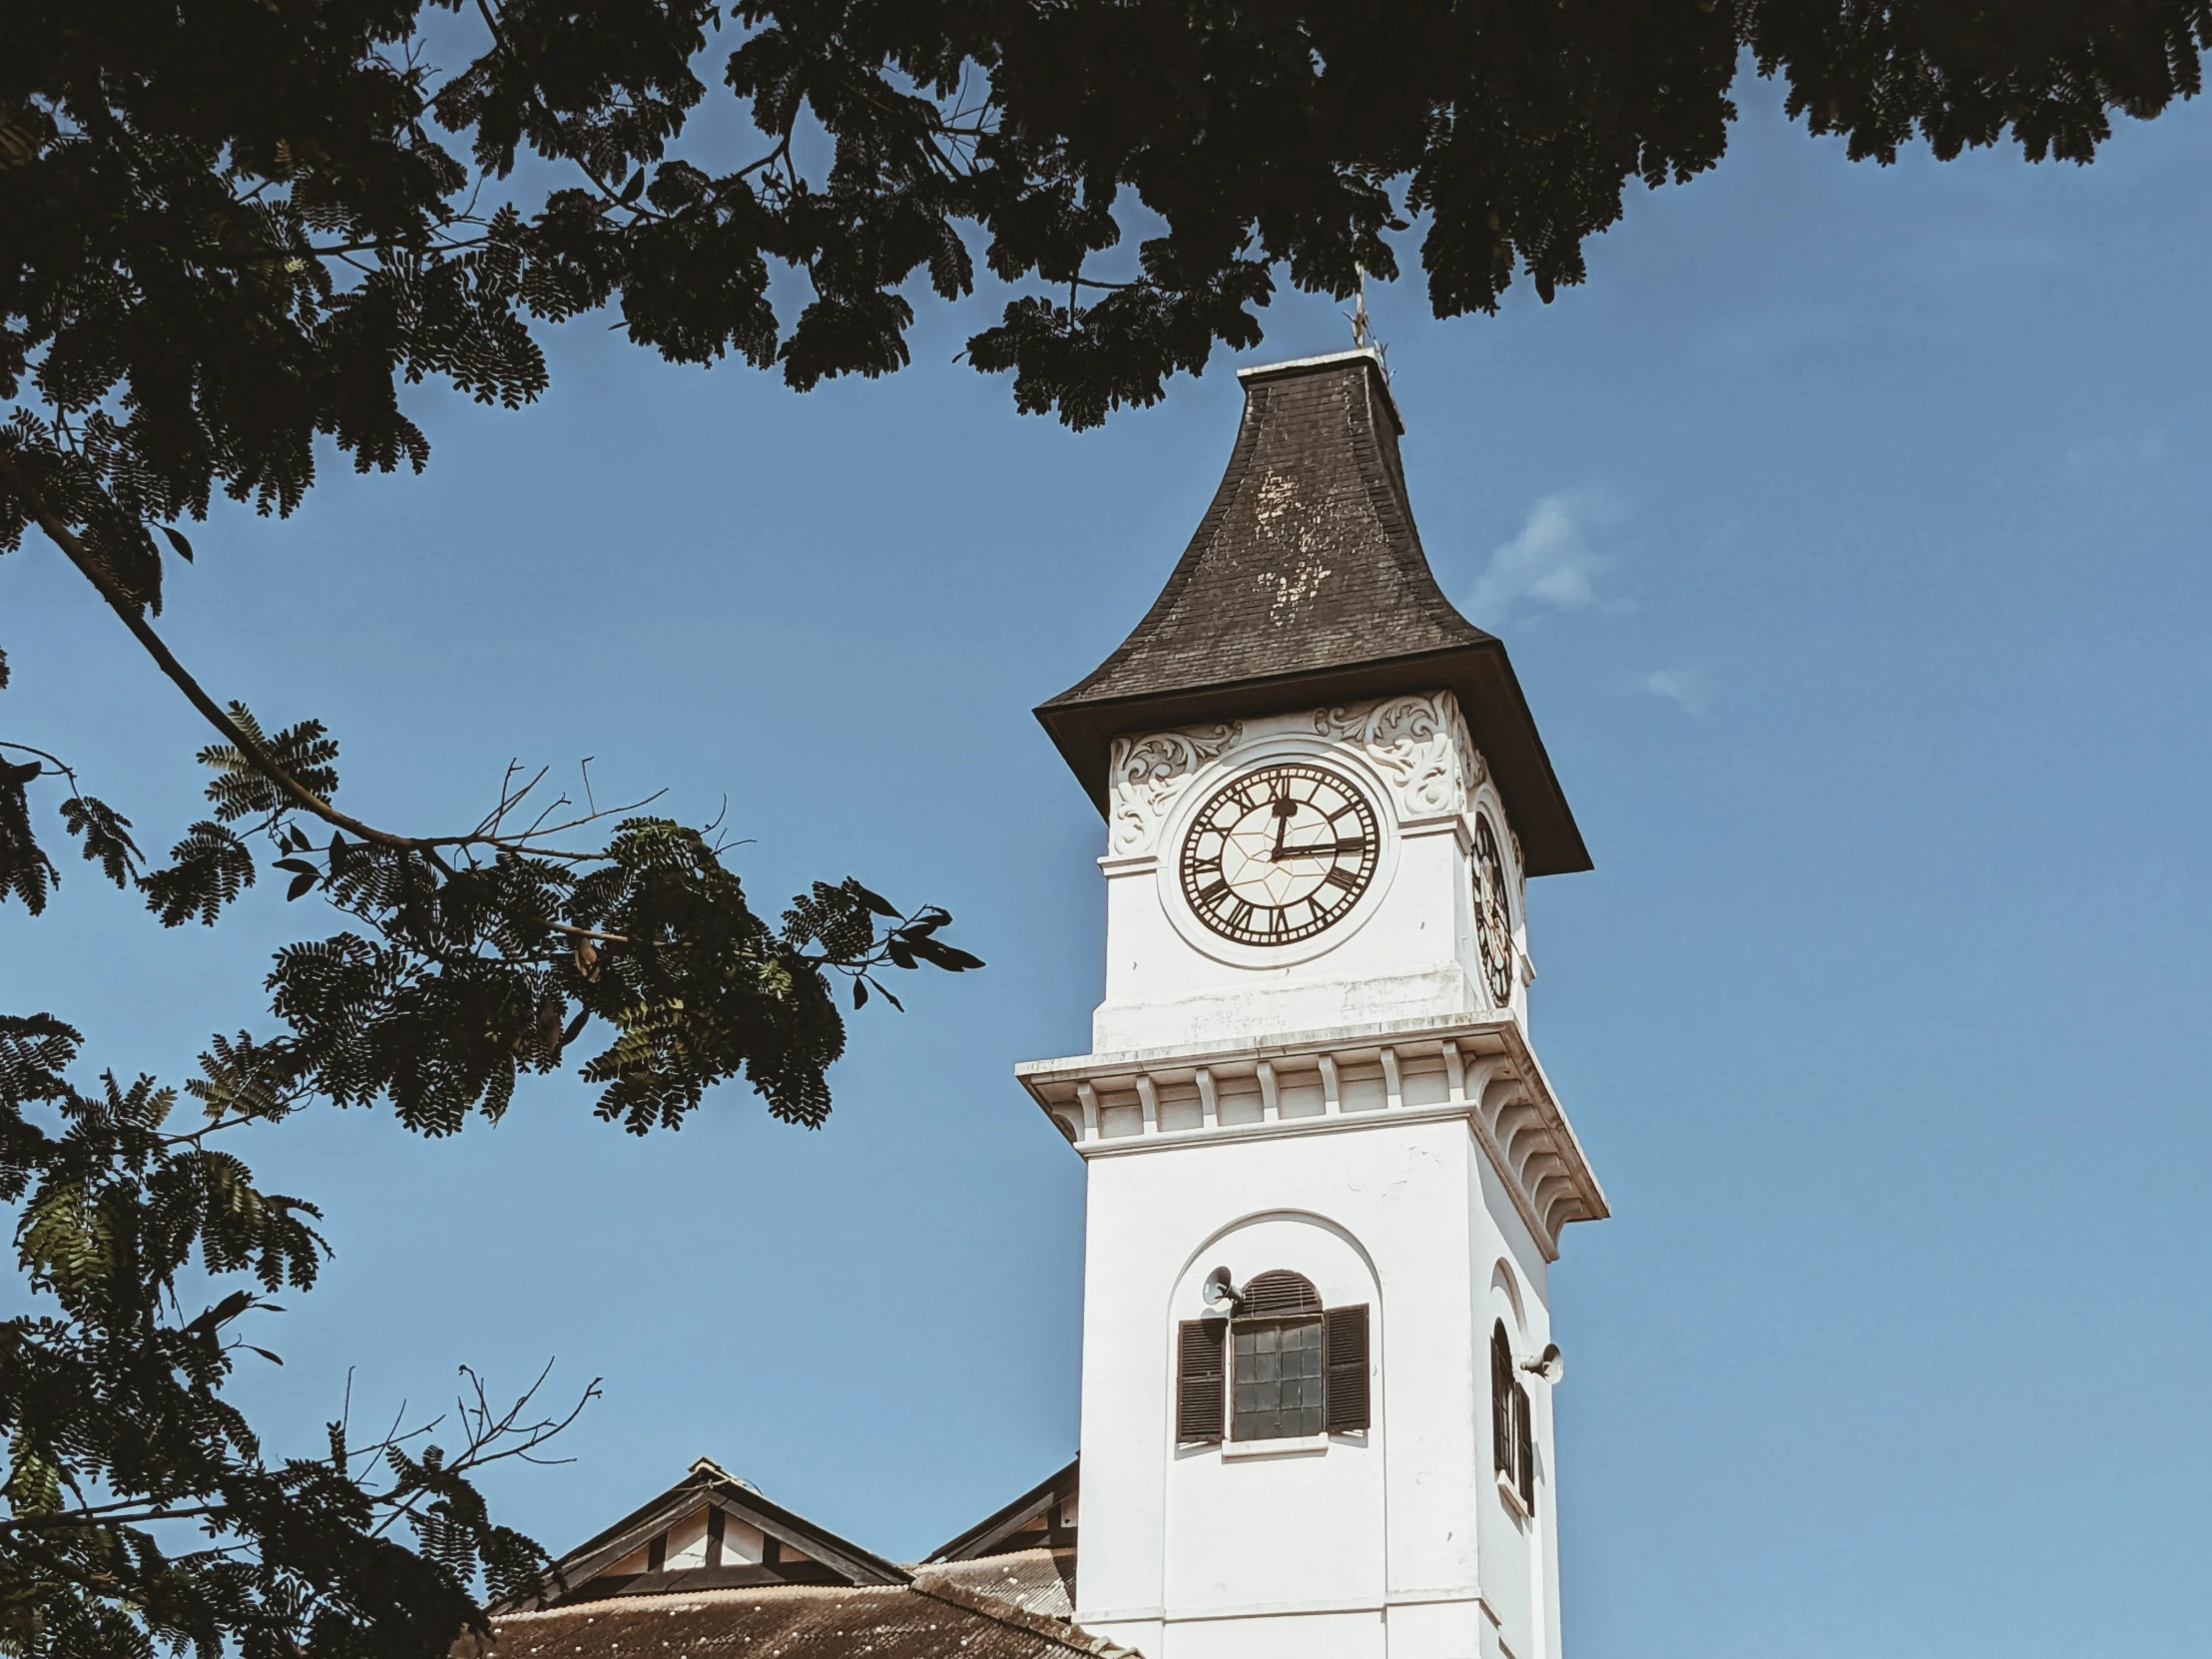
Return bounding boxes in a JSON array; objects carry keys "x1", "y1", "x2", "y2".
[
  {"x1": 459, "y1": 1579, "x2": 1125, "y2": 1659},
  {"x1": 913, "y1": 1549, "x2": 1076, "y2": 1621}
]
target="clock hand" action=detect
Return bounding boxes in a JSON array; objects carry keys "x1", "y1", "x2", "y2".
[
  {"x1": 1270, "y1": 796, "x2": 1296, "y2": 861},
  {"x1": 1272, "y1": 837, "x2": 1368, "y2": 859}
]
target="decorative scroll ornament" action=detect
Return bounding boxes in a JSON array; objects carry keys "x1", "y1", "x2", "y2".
[
  {"x1": 1314, "y1": 692, "x2": 1486, "y2": 819},
  {"x1": 1108, "y1": 723, "x2": 1243, "y2": 854}
]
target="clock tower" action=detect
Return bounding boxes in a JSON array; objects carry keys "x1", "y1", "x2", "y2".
[{"x1": 1019, "y1": 348, "x2": 1607, "y2": 1659}]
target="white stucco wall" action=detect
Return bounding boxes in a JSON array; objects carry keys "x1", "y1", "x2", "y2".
[{"x1": 1073, "y1": 1116, "x2": 1561, "y2": 1659}]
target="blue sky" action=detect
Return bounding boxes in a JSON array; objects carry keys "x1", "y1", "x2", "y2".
[{"x1": 7, "y1": 65, "x2": 2211, "y2": 1659}]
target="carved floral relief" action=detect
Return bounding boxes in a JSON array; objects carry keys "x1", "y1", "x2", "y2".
[
  {"x1": 1314, "y1": 691, "x2": 1486, "y2": 819},
  {"x1": 1107, "y1": 723, "x2": 1243, "y2": 854}
]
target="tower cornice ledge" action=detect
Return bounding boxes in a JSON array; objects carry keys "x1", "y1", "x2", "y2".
[{"x1": 1016, "y1": 1011, "x2": 1607, "y2": 1261}]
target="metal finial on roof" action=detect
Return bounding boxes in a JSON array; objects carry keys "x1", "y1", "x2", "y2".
[{"x1": 1346, "y1": 266, "x2": 1387, "y2": 379}]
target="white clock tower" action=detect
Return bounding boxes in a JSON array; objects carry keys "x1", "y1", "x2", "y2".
[{"x1": 1019, "y1": 349, "x2": 1608, "y2": 1659}]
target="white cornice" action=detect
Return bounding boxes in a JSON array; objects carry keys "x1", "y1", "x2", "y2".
[{"x1": 1016, "y1": 1012, "x2": 1607, "y2": 1261}]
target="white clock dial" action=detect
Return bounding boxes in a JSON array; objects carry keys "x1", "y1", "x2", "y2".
[{"x1": 1178, "y1": 763, "x2": 1381, "y2": 945}]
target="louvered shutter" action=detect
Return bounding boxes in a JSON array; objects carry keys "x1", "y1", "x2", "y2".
[
  {"x1": 1323, "y1": 1304, "x2": 1371, "y2": 1432},
  {"x1": 1176, "y1": 1319, "x2": 1226, "y2": 1443},
  {"x1": 1243, "y1": 1270, "x2": 1323, "y2": 1319},
  {"x1": 1513, "y1": 1382, "x2": 1535, "y2": 1509},
  {"x1": 1489, "y1": 1323, "x2": 1512, "y2": 1475}
]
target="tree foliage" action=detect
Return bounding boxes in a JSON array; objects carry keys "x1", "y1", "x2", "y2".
[
  {"x1": 3, "y1": 1, "x2": 2207, "y2": 1655},
  {"x1": 0, "y1": 707, "x2": 980, "y2": 1659},
  {"x1": 0, "y1": 1010, "x2": 585, "y2": 1658}
]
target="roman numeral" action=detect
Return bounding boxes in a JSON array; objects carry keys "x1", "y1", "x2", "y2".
[
  {"x1": 1324, "y1": 865, "x2": 1362, "y2": 892},
  {"x1": 1226, "y1": 898, "x2": 1254, "y2": 932},
  {"x1": 1196, "y1": 878, "x2": 1230, "y2": 904}
]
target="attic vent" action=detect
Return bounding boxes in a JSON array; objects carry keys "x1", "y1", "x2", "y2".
[{"x1": 1240, "y1": 1270, "x2": 1322, "y2": 1320}]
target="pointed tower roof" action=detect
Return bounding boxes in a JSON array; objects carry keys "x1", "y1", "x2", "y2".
[{"x1": 1035, "y1": 348, "x2": 1590, "y2": 876}]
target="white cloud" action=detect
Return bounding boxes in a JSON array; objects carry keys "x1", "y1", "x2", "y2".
[
  {"x1": 1466, "y1": 491, "x2": 1613, "y2": 627},
  {"x1": 1641, "y1": 667, "x2": 1713, "y2": 717}
]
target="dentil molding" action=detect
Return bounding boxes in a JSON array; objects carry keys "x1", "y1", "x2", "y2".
[{"x1": 1016, "y1": 1011, "x2": 1608, "y2": 1262}]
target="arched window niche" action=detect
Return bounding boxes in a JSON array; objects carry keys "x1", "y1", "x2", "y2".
[{"x1": 1487, "y1": 1261, "x2": 1535, "y2": 1515}]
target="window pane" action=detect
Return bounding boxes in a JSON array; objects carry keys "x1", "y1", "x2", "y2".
[{"x1": 1231, "y1": 1318, "x2": 1325, "y2": 1441}]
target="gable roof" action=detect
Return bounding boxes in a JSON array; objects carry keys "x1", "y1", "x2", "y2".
[
  {"x1": 1035, "y1": 348, "x2": 1590, "y2": 877},
  {"x1": 465, "y1": 1459, "x2": 1121, "y2": 1659},
  {"x1": 925, "y1": 1458, "x2": 1078, "y2": 1563},
  {"x1": 523, "y1": 1457, "x2": 905, "y2": 1609}
]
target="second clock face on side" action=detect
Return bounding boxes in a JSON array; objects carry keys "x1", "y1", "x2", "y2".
[
  {"x1": 1179, "y1": 762, "x2": 1382, "y2": 945},
  {"x1": 1473, "y1": 814, "x2": 1516, "y2": 1007}
]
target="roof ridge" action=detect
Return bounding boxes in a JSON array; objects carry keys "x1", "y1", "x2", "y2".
[{"x1": 490, "y1": 1582, "x2": 902, "y2": 1620}]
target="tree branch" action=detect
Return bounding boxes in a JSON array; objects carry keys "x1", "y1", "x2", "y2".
[{"x1": 0, "y1": 451, "x2": 441, "y2": 865}]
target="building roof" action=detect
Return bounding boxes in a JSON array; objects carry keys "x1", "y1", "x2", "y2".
[
  {"x1": 915, "y1": 1549, "x2": 1077, "y2": 1622},
  {"x1": 523, "y1": 1457, "x2": 906, "y2": 1609},
  {"x1": 465, "y1": 1461, "x2": 1114, "y2": 1659},
  {"x1": 1035, "y1": 348, "x2": 1591, "y2": 877},
  {"x1": 459, "y1": 1576, "x2": 1125, "y2": 1659},
  {"x1": 924, "y1": 1459, "x2": 1077, "y2": 1563}
]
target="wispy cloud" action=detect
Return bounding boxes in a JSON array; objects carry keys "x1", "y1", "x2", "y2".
[
  {"x1": 1641, "y1": 667, "x2": 1713, "y2": 717},
  {"x1": 1466, "y1": 491, "x2": 1617, "y2": 627}
]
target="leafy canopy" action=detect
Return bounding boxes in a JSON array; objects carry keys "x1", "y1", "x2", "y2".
[{"x1": 6, "y1": 0, "x2": 2209, "y2": 580}]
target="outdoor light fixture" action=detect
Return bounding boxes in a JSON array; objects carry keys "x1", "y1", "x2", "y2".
[{"x1": 1519, "y1": 1342, "x2": 1565, "y2": 1384}]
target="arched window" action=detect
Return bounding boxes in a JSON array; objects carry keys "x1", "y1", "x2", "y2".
[
  {"x1": 1490, "y1": 1321, "x2": 1534, "y2": 1511},
  {"x1": 1176, "y1": 1271, "x2": 1370, "y2": 1444}
]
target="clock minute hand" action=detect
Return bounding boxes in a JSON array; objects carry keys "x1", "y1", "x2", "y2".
[{"x1": 1273, "y1": 837, "x2": 1366, "y2": 860}]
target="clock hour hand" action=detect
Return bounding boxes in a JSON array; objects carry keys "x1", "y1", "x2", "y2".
[{"x1": 1269, "y1": 795, "x2": 1296, "y2": 861}]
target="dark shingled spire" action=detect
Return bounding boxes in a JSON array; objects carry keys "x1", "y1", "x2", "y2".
[{"x1": 1036, "y1": 348, "x2": 1590, "y2": 876}]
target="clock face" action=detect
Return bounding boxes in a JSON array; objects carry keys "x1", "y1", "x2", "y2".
[
  {"x1": 1473, "y1": 814, "x2": 1516, "y2": 1007},
  {"x1": 1178, "y1": 762, "x2": 1382, "y2": 945}
]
